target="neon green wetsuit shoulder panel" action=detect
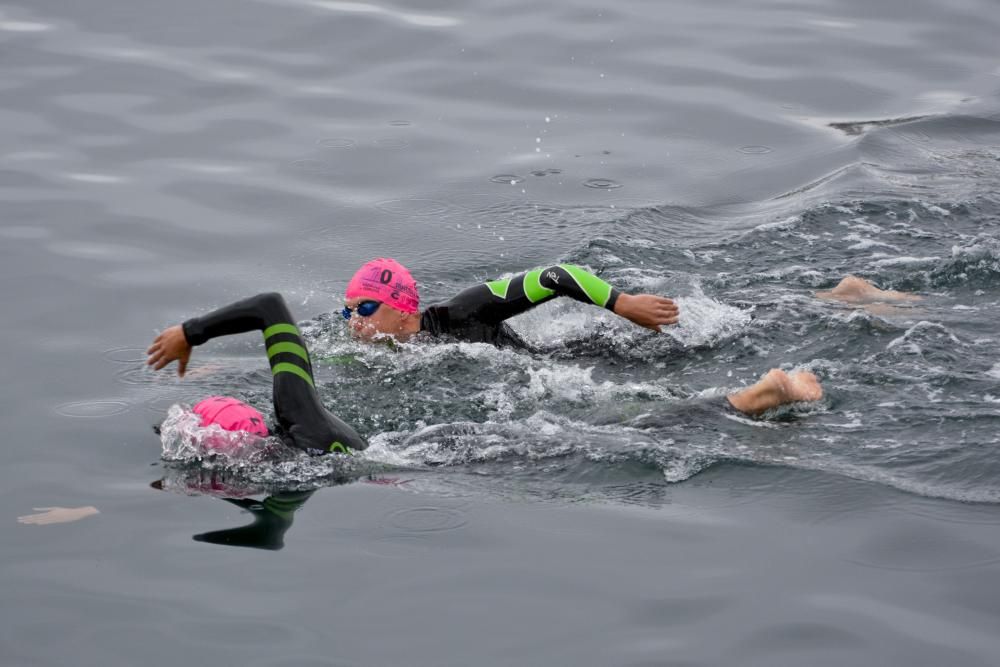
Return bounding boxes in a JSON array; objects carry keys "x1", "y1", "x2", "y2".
[{"x1": 418, "y1": 264, "x2": 622, "y2": 345}]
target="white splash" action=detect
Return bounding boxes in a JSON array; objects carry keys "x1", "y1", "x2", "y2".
[
  {"x1": 159, "y1": 404, "x2": 274, "y2": 462},
  {"x1": 666, "y1": 289, "x2": 752, "y2": 347}
]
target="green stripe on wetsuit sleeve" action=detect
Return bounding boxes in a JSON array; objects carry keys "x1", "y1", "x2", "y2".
[
  {"x1": 523, "y1": 269, "x2": 556, "y2": 303},
  {"x1": 266, "y1": 341, "x2": 310, "y2": 364},
  {"x1": 263, "y1": 323, "x2": 300, "y2": 339},
  {"x1": 262, "y1": 323, "x2": 315, "y2": 387},
  {"x1": 270, "y1": 362, "x2": 315, "y2": 387},
  {"x1": 558, "y1": 264, "x2": 613, "y2": 307},
  {"x1": 486, "y1": 278, "x2": 512, "y2": 299}
]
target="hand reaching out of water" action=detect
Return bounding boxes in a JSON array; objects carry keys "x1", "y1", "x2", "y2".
[
  {"x1": 147, "y1": 324, "x2": 192, "y2": 377},
  {"x1": 613, "y1": 293, "x2": 680, "y2": 332},
  {"x1": 18, "y1": 506, "x2": 99, "y2": 525}
]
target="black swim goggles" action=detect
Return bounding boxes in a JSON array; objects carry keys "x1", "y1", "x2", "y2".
[{"x1": 342, "y1": 300, "x2": 382, "y2": 319}]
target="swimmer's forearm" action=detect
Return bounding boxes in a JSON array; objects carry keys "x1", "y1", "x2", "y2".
[
  {"x1": 514, "y1": 264, "x2": 622, "y2": 310},
  {"x1": 182, "y1": 292, "x2": 292, "y2": 346},
  {"x1": 471, "y1": 264, "x2": 622, "y2": 324},
  {"x1": 182, "y1": 292, "x2": 317, "y2": 386}
]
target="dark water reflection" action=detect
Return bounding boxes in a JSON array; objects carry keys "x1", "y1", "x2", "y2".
[{"x1": 4, "y1": 0, "x2": 1000, "y2": 663}]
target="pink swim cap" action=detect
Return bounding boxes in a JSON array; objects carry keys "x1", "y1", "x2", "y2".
[
  {"x1": 345, "y1": 258, "x2": 420, "y2": 314},
  {"x1": 192, "y1": 396, "x2": 269, "y2": 437}
]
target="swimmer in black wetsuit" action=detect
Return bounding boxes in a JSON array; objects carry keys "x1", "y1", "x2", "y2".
[
  {"x1": 341, "y1": 258, "x2": 681, "y2": 346},
  {"x1": 343, "y1": 258, "x2": 825, "y2": 412},
  {"x1": 146, "y1": 263, "x2": 826, "y2": 455},
  {"x1": 146, "y1": 292, "x2": 366, "y2": 455}
]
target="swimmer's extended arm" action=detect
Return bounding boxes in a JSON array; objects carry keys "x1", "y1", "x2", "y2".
[
  {"x1": 444, "y1": 264, "x2": 678, "y2": 331},
  {"x1": 148, "y1": 292, "x2": 309, "y2": 377},
  {"x1": 148, "y1": 293, "x2": 367, "y2": 453},
  {"x1": 178, "y1": 291, "x2": 325, "y2": 393}
]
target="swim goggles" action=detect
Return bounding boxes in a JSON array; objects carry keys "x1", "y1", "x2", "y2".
[{"x1": 342, "y1": 300, "x2": 382, "y2": 319}]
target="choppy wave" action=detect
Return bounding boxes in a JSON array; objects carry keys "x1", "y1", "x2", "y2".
[{"x1": 153, "y1": 112, "x2": 1000, "y2": 506}]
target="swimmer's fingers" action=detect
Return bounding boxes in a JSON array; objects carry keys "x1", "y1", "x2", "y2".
[
  {"x1": 651, "y1": 296, "x2": 679, "y2": 329},
  {"x1": 146, "y1": 325, "x2": 191, "y2": 377},
  {"x1": 653, "y1": 299, "x2": 679, "y2": 319},
  {"x1": 652, "y1": 295, "x2": 678, "y2": 310},
  {"x1": 146, "y1": 347, "x2": 173, "y2": 371},
  {"x1": 615, "y1": 293, "x2": 680, "y2": 331}
]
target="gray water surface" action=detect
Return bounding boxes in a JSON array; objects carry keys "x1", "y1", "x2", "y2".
[{"x1": 3, "y1": 0, "x2": 1000, "y2": 664}]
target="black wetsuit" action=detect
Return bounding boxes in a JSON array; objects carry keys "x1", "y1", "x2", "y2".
[
  {"x1": 419, "y1": 264, "x2": 622, "y2": 346},
  {"x1": 180, "y1": 266, "x2": 621, "y2": 454},
  {"x1": 182, "y1": 292, "x2": 366, "y2": 455}
]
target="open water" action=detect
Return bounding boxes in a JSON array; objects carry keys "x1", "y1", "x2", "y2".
[{"x1": 3, "y1": 0, "x2": 1000, "y2": 664}]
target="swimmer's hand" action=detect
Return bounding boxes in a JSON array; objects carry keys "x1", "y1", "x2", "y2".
[
  {"x1": 613, "y1": 293, "x2": 679, "y2": 332},
  {"x1": 146, "y1": 324, "x2": 193, "y2": 377}
]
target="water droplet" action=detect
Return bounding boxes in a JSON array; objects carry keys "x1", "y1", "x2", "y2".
[
  {"x1": 583, "y1": 178, "x2": 623, "y2": 189},
  {"x1": 490, "y1": 174, "x2": 524, "y2": 185},
  {"x1": 738, "y1": 145, "x2": 773, "y2": 154}
]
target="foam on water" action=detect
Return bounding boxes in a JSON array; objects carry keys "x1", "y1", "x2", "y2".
[{"x1": 149, "y1": 136, "x2": 1000, "y2": 505}]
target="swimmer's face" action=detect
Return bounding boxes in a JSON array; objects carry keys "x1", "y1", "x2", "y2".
[{"x1": 344, "y1": 298, "x2": 410, "y2": 341}]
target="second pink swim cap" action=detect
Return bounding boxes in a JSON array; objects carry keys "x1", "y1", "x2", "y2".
[
  {"x1": 193, "y1": 396, "x2": 269, "y2": 437},
  {"x1": 345, "y1": 258, "x2": 420, "y2": 314}
]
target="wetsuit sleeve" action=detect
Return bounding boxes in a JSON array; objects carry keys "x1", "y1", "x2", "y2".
[
  {"x1": 182, "y1": 292, "x2": 320, "y2": 389},
  {"x1": 181, "y1": 293, "x2": 366, "y2": 453},
  {"x1": 443, "y1": 264, "x2": 622, "y2": 327}
]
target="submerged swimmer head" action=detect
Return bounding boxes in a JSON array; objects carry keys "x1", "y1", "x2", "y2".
[
  {"x1": 344, "y1": 258, "x2": 421, "y2": 341},
  {"x1": 193, "y1": 396, "x2": 269, "y2": 437}
]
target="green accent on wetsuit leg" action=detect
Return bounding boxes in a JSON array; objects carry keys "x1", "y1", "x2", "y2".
[
  {"x1": 262, "y1": 498, "x2": 296, "y2": 519},
  {"x1": 523, "y1": 269, "x2": 556, "y2": 303},
  {"x1": 486, "y1": 278, "x2": 512, "y2": 299},
  {"x1": 559, "y1": 264, "x2": 613, "y2": 307},
  {"x1": 266, "y1": 341, "x2": 310, "y2": 365},
  {"x1": 263, "y1": 323, "x2": 300, "y2": 340},
  {"x1": 328, "y1": 442, "x2": 351, "y2": 454},
  {"x1": 272, "y1": 362, "x2": 315, "y2": 388}
]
